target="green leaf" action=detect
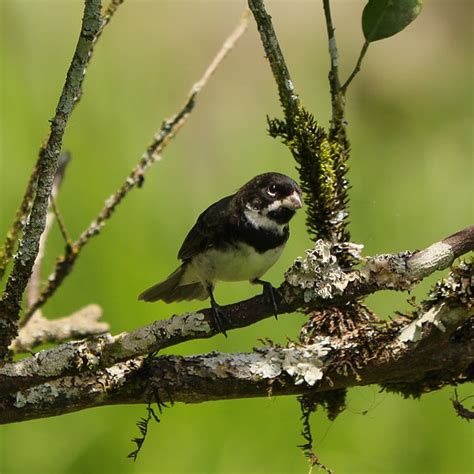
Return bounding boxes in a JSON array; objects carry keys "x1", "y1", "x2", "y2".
[{"x1": 362, "y1": 0, "x2": 423, "y2": 42}]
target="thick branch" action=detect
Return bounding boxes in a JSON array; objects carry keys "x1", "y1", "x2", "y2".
[
  {"x1": 0, "y1": 227, "x2": 471, "y2": 393},
  {"x1": 0, "y1": 0, "x2": 103, "y2": 360},
  {"x1": 1, "y1": 301, "x2": 471, "y2": 424}
]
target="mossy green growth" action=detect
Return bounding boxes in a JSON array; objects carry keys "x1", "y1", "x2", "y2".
[{"x1": 268, "y1": 106, "x2": 349, "y2": 244}]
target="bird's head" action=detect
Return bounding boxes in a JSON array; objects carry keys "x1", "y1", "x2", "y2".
[{"x1": 236, "y1": 172, "x2": 303, "y2": 230}]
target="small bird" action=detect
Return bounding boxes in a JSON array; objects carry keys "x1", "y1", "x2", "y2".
[{"x1": 138, "y1": 172, "x2": 302, "y2": 335}]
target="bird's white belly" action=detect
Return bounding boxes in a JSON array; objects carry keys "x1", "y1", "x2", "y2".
[{"x1": 188, "y1": 243, "x2": 284, "y2": 284}]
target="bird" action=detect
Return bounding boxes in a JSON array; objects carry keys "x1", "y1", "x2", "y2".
[{"x1": 138, "y1": 172, "x2": 302, "y2": 336}]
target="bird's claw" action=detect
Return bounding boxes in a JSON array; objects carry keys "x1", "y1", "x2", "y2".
[
  {"x1": 257, "y1": 280, "x2": 281, "y2": 320},
  {"x1": 210, "y1": 301, "x2": 230, "y2": 338}
]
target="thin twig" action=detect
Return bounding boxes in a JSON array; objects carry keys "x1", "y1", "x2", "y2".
[
  {"x1": 322, "y1": 0, "x2": 346, "y2": 135},
  {"x1": 22, "y1": 10, "x2": 251, "y2": 321},
  {"x1": 26, "y1": 202, "x2": 56, "y2": 310},
  {"x1": 0, "y1": 0, "x2": 103, "y2": 360},
  {"x1": 0, "y1": 0, "x2": 123, "y2": 286},
  {"x1": 341, "y1": 41, "x2": 369, "y2": 93},
  {"x1": 50, "y1": 196, "x2": 72, "y2": 248}
]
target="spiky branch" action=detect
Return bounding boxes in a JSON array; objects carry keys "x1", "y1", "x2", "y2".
[{"x1": 249, "y1": 0, "x2": 351, "y2": 246}]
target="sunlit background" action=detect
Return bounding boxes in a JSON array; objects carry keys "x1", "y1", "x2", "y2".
[{"x1": 1, "y1": 1, "x2": 473, "y2": 473}]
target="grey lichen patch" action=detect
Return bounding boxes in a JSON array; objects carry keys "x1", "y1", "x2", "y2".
[
  {"x1": 167, "y1": 312, "x2": 210, "y2": 337},
  {"x1": 399, "y1": 261, "x2": 474, "y2": 344},
  {"x1": 398, "y1": 302, "x2": 473, "y2": 344},
  {"x1": 248, "y1": 350, "x2": 283, "y2": 379},
  {"x1": 97, "y1": 359, "x2": 143, "y2": 392},
  {"x1": 398, "y1": 302, "x2": 447, "y2": 343},
  {"x1": 1, "y1": 334, "x2": 114, "y2": 381},
  {"x1": 285, "y1": 240, "x2": 357, "y2": 302},
  {"x1": 248, "y1": 341, "x2": 334, "y2": 386},
  {"x1": 282, "y1": 341, "x2": 332, "y2": 385},
  {"x1": 203, "y1": 353, "x2": 252, "y2": 378},
  {"x1": 359, "y1": 251, "x2": 415, "y2": 290},
  {"x1": 429, "y1": 260, "x2": 473, "y2": 305},
  {"x1": 115, "y1": 326, "x2": 158, "y2": 358},
  {"x1": 12, "y1": 359, "x2": 142, "y2": 412},
  {"x1": 71, "y1": 337, "x2": 113, "y2": 370},
  {"x1": 110, "y1": 312, "x2": 208, "y2": 362},
  {"x1": 201, "y1": 342, "x2": 334, "y2": 387},
  {"x1": 14, "y1": 383, "x2": 59, "y2": 408}
]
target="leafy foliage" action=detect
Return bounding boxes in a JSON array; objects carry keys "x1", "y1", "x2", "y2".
[{"x1": 362, "y1": 0, "x2": 423, "y2": 42}]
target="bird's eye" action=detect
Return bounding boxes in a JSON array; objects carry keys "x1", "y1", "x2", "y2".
[{"x1": 267, "y1": 184, "x2": 278, "y2": 197}]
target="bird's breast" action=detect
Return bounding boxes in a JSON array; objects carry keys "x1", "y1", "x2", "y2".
[{"x1": 189, "y1": 242, "x2": 285, "y2": 283}]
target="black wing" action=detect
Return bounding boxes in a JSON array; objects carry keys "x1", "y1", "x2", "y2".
[{"x1": 178, "y1": 195, "x2": 234, "y2": 261}]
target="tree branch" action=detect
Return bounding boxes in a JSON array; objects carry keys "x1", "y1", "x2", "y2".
[
  {"x1": 10, "y1": 305, "x2": 109, "y2": 355},
  {"x1": 22, "y1": 9, "x2": 251, "y2": 322},
  {"x1": 248, "y1": 0, "x2": 300, "y2": 128},
  {"x1": 322, "y1": 0, "x2": 346, "y2": 135},
  {"x1": 0, "y1": 0, "x2": 103, "y2": 360},
  {"x1": 0, "y1": 167, "x2": 38, "y2": 282},
  {"x1": 1, "y1": 299, "x2": 471, "y2": 424},
  {"x1": 1, "y1": 227, "x2": 471, "y2": 393},
  {"x1": 25, "y1": 152, "x2": 71, "y2": 312},
  {"x1": 341, "y1": 41, "x2": 369, "y2": 93}
]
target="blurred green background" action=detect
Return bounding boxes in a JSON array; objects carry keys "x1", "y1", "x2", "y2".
[{"x1": 1, "y1": 1, "x2": 473, "y2": 473}]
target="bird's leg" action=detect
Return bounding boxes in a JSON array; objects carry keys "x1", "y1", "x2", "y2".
[
  {"x1": 251, "y1": 279, "x2": 280, "y2": 319},
  {"x1": 207, "y1": 285, "x2": 230, "y2": 338}
]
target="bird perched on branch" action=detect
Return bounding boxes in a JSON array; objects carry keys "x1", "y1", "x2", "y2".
[{"x1": 139, "y1": 172, "x2": 302, "y2": 336}]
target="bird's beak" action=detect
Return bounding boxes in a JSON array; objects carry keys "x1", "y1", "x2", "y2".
[{"x1": 281, "y1": 191, "x2": 303, "y2": 210}]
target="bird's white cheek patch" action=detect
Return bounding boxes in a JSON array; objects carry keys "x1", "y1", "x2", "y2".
[
  {"x1": 265, "y1": 200, "x2": 282, "y2": 212},
  {"x1": 244, "y1": 207, "x2": 286, "y2": 234}
]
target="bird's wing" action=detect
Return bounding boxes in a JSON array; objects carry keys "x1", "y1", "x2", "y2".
[{"x1": 178, "y1": 194, "x2": 234, "y2": 261}]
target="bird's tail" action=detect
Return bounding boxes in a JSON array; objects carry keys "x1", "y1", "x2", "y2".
[{"x1": 138, "y1": 264, "x2": 208, "y2": 303}]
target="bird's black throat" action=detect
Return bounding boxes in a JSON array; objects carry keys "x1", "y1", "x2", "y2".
[
  {"x1": 267, "y1": 207, "x2": 296, "y2": 225},
  {"x1": 233, "y1": 215, "x2": 289, "y2": 254},
  {"x1": 237, "y1": 224, "x2": 288, "y2": 253}
]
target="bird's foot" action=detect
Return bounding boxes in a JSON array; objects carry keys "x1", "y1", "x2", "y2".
[
  {"x1": 253, "y1": 279, "x2": 281, "y2": 319},
  {"x1": 210, "y1": 300, "x2": 230, "y2": 338}
]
